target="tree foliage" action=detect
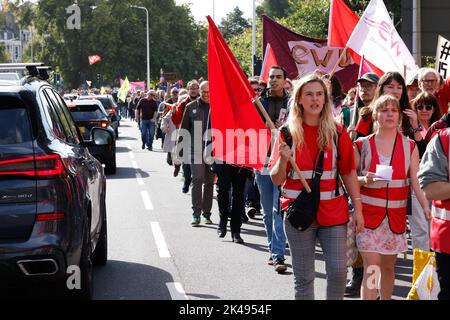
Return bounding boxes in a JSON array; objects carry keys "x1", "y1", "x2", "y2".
[
  {"x1": 4, "y1": 0, "x2": 207, "y2": 88},
  {"x1": 257, "y1": 0, "x2": 290, "y2": 19},
  {"x1": 219, "y1": 7, "x2": 250, "y2": 41}
]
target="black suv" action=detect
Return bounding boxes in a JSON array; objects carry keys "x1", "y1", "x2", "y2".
[{"x1": 0, "y1": 64, "x2": 111, "y2": 299}]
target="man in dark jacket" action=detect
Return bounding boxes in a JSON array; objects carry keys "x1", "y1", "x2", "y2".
[{"x1": 178, "y1": 81, "x2": 214, "y2": 226}]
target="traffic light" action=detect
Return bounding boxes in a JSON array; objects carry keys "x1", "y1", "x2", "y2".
[{"x1": 96, "y1": 74, "x2": 101, "y2": 82}]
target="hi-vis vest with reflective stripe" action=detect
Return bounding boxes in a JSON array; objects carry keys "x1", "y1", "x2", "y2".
[
  {"x1": 280, "y1": 134, "x2": 348, "y2": 227},
  {"x1": 430, "y1": 128, "x2": 450, "y2": 254},
  {"x1": 355, "y1": 133, "x2": 414, "y2": 234}
]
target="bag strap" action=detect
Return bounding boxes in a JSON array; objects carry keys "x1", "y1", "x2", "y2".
[{"x1": 313, "y1": 150, "x2": 325, "y2": 181}]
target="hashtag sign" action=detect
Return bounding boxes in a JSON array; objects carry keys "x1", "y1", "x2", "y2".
[{"x1": 440, "y1": 41, "x2": 450, "y2": 60}]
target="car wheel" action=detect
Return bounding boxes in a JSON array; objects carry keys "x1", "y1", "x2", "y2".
[
  {"x1": 93, "y1": 190, "x2": 107, "y2": 266},
  {"x1": 63, "y1": 218, "x2": 93, "y2": 300},
  {"x1": 104, "y1": 154, "x2": 116, "y2": 175}
]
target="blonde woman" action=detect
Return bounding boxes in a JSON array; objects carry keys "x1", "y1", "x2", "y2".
[
  {"x1": 354, "y1": 95, "x2": 431, "y2": 300},
  {"x1": 270, "y1": 74, "x2": 364, "y2": 300}
]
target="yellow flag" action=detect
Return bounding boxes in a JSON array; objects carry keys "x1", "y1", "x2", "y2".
[
  {"x1": 118, "y1": 77, "x2": 131, "y2": 102},
  {"x1": 100, "y1": 86, "x2": 106, "y2": 95}
]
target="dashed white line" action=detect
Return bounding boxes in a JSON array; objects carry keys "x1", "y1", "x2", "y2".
[
  {"x1": 128, "y1": 151, "x2": 135, "y2": 160},
  {"x1": 140, "y1": 190, "x2": 154, "y2": 210},
  {"x1": 136, "y1": 172, "x2": 144, "y2": 185},
  {"x1": 131, "y1": 160, "x2": 138, "y2": 169},
  {"x1": 166, "y1": 282, "x2": 189, "y2": 300},
  {"x1": 150, "y1": 221, "x2": 171, "y2": 258}
]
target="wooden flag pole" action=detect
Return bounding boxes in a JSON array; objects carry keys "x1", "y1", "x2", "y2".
[
  {"x1": 329, "y1": 46, "x2": 348, "y2": 79},
  {"x1": 253, "y1": 97, "x2": 311, "y2": 193}
]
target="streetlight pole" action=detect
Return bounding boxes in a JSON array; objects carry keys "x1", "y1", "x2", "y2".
[
  {"x1": 252, "y1": 0, "x2": 256, "y2": 77},
  {"x1": 130, "y1": 5, "x2": 150, "y2": 90}
]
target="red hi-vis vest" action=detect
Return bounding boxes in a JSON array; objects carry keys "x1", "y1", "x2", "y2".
[
  {"x1": 355, "y1": 133, "x2": 414, "y2": 234},
  {"x1": 280, "y1": 137, "x2": 348, "y2": 227},
  {"x1": 430, "y1": 128, "x2": 450, "y2": 254}
]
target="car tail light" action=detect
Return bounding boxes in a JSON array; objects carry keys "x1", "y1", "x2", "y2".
[
  {"x1": 107, "y1": 108, "x2": 116, "y2": 115},
  {"x1": 36, "y1": 213, "x2": 65, "y2": 221},
  {"x1": 0, "y1": 154, "x2": 65, "y2": 178},
  {"x1": 99, "y1": 121, "x2": 108, "y2": 128}
]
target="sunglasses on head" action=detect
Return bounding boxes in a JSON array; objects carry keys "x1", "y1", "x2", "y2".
[{"x1": 417, "y1": 105, "x2": 433, "y2": 111}]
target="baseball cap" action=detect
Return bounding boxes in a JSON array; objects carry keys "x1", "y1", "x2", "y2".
[{"x1": 357, "y1": 73, "x2": 380, "y2": 84}]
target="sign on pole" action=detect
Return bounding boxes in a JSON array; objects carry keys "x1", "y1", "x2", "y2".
[{"x1": 436, "y1": 35, "x2": 450, "y2": 79}]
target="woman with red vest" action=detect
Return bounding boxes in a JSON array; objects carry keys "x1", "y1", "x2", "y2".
[
  {"x1": 354, "y1": 95, "x2": 431, "y2": 300},
  {"x1": 418, "y1": 127, "x2": 450, "y2": 300},
  {"x1": 270, "y1": 74, "x2": 364, "y2": 300}
]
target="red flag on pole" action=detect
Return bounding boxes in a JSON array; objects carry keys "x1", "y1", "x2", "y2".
[
  {"x1": 207, "y1": 16, "x2": 271, "y2": 171},
  {"x1": 328, "y1": 0, "x2": 359, "y2": 48},
  {"x1": 88, "y1": 55, "x2": 102, "y2": 65},
  {"x1": 260, "y1": 43, "x2": 278, "y2": 83}
]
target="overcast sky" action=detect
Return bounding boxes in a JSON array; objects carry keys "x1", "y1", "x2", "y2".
[{"x1": 175, "y1": 0, "x2": 259, "y2": 23}]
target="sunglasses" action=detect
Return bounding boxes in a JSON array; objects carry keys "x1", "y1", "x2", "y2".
[
  {"x1": 253, "y1": 88, "x2": 263, "y2": 93},
  {"x1": 417, "y1": 105, "x2": 433, "y2": 111}
]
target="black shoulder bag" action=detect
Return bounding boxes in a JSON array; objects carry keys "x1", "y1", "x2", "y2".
[{"x1": 280, "y1": 126, "x2": 324, "y2": 231}]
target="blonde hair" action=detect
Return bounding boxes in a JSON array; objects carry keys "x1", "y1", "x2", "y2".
[
  {"x1": 372, "y1": 95, "x2": 401, "y2": 122},
  {"x1": 288, "y1": 74, "x2": 337, "y2": 151}
]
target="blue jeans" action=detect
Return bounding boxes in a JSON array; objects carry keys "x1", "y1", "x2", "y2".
[
  {"x1": 255, "y1": 168, "x2": 285, "y2": 261},
  {"x1": 141, "y1": 120, "x2": 155, "y2": 148}
]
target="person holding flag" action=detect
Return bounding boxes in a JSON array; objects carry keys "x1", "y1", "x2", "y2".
[{"x1": 270, "y1": 73, "x2": 364, "y2": 300}]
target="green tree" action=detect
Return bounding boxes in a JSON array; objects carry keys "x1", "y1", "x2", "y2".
[
  {"x1": 282, "y1": 0, "x2": 329, "y2": 39},
  {"x1": 257, "y1": 0, "x2": 290, "y2": 19},
  {"x1": 219, "y1": 7, "x2": 250, "y2": 40},
  {"x1": 0, "y1": 44, "x2": 10, "y2": 63},
  {"x1": 29, "y1": 0, "x2": 207, "y2": 88},
  {"x1": 228, "y1": 19, "x2": 263, "y2": 76}
]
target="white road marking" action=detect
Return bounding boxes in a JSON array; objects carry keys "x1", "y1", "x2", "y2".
[
  {"x1": 166, "y1": 282, "x2": 189, "y2": 300},
  {"x1": 140, "y1": 191, "x2": 154, "y2": 210},
  {"x1": 150, "y1": 221, "x2": 171, "y2": 258},
  {"x1": 136, "y1": 172, "x2": 144, "y2": 186},
  {"x1": 128, "y1": 151, "x2": 135, "y2": 160},
  {"x1": 131, "y1": 160, "x2": 138, "y2": 169}
]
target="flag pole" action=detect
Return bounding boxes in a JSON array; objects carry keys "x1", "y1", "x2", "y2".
[
  {"x1": 253, "y1": 97, "x2": 312, "y2": 193},
  {"x1": 329, "y1": 46, "x2": 348, "y2": 78}
]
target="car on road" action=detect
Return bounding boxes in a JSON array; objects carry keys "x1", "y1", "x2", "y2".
[
  {"x1": 0, "y1": 64, "x2": 111, "y2": 299},
  {"x1": 79, "y1": 94, "x2": 120, "y2": 138},
  {"x1": 67, "y1": 99, "x2": 117, "y2": 174}
]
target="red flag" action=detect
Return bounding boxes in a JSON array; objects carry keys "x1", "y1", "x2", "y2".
[
  {"x1": 207, "y1": 16, "x2": 271, "y2": 171},
  {"x1": 328, "y1": 0, "x2": 359, "y2": 48},
  {"x1": 260, "y1": 43, "x2": 278, "y2": 83},
  {"x1": 327, "y1": 0, "x2": 384, "y2": 77},
  {"x1": 88, "y1": 55, "x2": 102, "y2": 65}
]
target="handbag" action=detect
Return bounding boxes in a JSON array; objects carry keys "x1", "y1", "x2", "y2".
[{"x1": 285, "y1": 150, "x2": 324, "y2": 231}]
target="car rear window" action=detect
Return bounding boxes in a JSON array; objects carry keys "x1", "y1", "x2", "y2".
[
  {"x1": 0, "y1": 98, "x2": 32, "y2": 145},
  {"x1": 69, "y1": 104, "x2": 107, "y2": 121}
]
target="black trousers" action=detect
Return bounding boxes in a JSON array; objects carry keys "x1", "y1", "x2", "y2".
[
  {"x1": 215, "y1": 164, "x2": 247, "y2": 233},
  {"x1": 182, "y1": 163, "x2": 192, "y2": 188},
  {"x1": 436, "y1": 252, "x2": 450, "y2": 300}
]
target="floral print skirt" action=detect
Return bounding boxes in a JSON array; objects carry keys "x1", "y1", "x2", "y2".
[{"x1": 356, "y1": 216, "x2": 407, "y2": 255}]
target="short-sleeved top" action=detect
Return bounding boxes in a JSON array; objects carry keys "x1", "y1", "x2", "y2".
[{"x1": 269, "y1": 123, "x2": 355, "y2": 176}]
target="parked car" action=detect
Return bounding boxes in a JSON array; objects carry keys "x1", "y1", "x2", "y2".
[
  {"x1": 67, "y1": 99, "x2": 117, "y2": 174},
  {"x1": 79, "y1": 94, "x2": 120, "y2": 138},
  {"x1": 0, "y1": 64, "x2": 110, "y2": 299},
  {"x1": 63, "y1": 93, "x2": 79, "y2": 101}
]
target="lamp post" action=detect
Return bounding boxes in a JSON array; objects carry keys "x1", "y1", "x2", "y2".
[
  {"x1": 130, "y1": 5, "x2": 150, "y2": 90},
  {"x1": 251, "y1": 0, "x2": 256, "y2": 77}
]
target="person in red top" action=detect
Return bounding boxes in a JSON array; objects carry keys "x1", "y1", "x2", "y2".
[
  {"x1": 270, "y1": 74, "x2": 364, "y2": 300},
  {"x1": 354, "y1": 95, "x2": 431, "y2": 300}
]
